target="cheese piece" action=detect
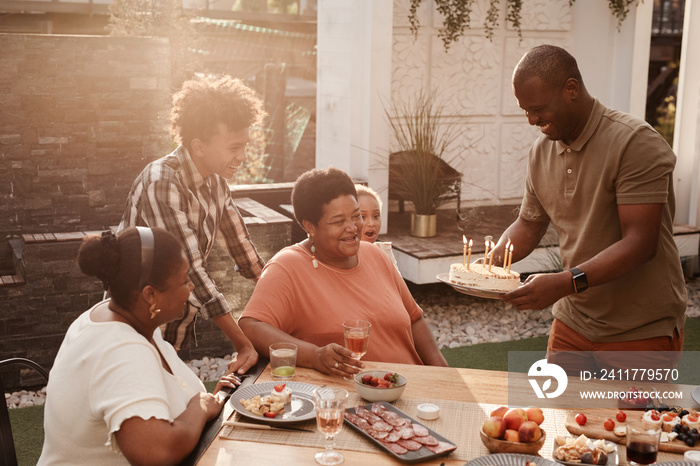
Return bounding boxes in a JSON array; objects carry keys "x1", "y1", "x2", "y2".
[{"x1": 574, "y1": 434, "x2": 589, "y2": 447}]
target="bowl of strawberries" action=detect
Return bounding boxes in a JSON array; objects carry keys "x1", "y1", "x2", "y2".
[{"x1": 354, "y1": 370, "x2": 407, "y2": 402}]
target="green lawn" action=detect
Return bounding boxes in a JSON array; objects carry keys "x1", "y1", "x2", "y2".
[{"x1": 8, "y1": 317, "x2": 700, "y2": 466}]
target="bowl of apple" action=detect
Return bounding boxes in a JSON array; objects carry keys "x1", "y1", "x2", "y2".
[
  {"x1": 480, "y1": 406, "x2": 546, "y2": 454},
  {"x1": 354, "y1": 371, "x2": 407, "y2": 402}
]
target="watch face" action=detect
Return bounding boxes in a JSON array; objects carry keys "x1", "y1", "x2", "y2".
[{"x1": 570, "y1": 268, "x2": 587, "y2": 293}]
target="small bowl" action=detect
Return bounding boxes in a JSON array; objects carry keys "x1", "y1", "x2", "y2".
[
  {"x1": 353, "y1": 370, "x2": 407, "y2": 402},
  {"x1": 479, "y1": 426, "x2": 546, "y2": 454}
]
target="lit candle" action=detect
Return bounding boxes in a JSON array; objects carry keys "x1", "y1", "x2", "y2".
[
  {"x1": 503, "y1": 240, "x2": 511, "y2": 268},
  {"x1": 507, "y1": 244, "x2": 514, "y2": 274},
  {"x1": 488, "y1": 241, "x2": 495, "y2": 271},
  {"x1": 462, "y1": 235, "x2": 467, "y2": 266},
  {"x1": 467, "y1": 239, "x2": 473, "y2": 270},
  {"x1": 484, "y1": 240, "x2": 490, "y2": 263}
]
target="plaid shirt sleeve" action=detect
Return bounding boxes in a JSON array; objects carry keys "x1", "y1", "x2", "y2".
[
  {"x1": 218, "y1": 192, "x2": 265, "y2": 280},
  {"x1": 139, "y1": 179, "x2": 232, "y2": 320}
]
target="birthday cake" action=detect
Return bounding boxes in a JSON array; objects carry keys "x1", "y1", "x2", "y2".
[{"x1": 449, "y1": 263, "x2": 520, "y2": 292}]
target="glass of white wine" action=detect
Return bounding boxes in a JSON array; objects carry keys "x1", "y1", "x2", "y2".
[{"x1": 313, "y1": 387, "x2": 348, "y2": 465}]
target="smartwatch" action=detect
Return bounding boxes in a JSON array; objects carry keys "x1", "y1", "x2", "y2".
[{"x1": 569, "y1": 267, "x2": 588, "y2": 293}]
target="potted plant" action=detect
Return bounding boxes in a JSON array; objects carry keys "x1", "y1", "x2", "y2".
[{"x1": 386, "y1": 89, "x2": 460, "y2": 237}]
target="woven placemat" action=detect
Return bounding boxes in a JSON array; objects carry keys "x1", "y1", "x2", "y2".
[
  {"x1": 221, "y1": 396, "x2": 573, "y2": 462},
  {"x1": 221, "y1": 396, "x2": 688, "y2": 463}
]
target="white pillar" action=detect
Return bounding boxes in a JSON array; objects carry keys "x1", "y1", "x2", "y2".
[
  {"x1": 570, "y1": 1, "x2": 651, "y2": 115},
  {"x1": 316, "y1": 0, "x2": 393, "y2": 233},
  {"x1": 673, "y1": 0, "x2": 700, "y2": 226}
]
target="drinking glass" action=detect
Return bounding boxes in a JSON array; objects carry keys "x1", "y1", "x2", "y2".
[
  {"x1": 269, "y1": 342, "x2": 297, "y2": 379},
  {"x1": 626, "y1": 421, "x2": 661, "y2": 465},
  {"x1": 342, "y1": 320, "x2": 371, "y2": 361},
  {"x1": 313, "y1": 387, "x2": 348, "y2": 465}
]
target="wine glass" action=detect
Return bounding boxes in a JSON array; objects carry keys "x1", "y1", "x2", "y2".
[
  {"x1": 313, "y1": 387, "x2": 348, "y2": 465},
  {"x1": 342, "y1": 320, "x2": 371, "y2": 361}
]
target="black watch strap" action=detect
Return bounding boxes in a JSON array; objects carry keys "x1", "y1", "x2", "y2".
[{"x1": 569, "y1": 267, "x2": 588, "y2": 293}]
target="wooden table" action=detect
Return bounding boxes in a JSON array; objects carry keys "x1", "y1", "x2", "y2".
[{"x1": 195, "y1": 362, "x2": 688, "y2": 465}]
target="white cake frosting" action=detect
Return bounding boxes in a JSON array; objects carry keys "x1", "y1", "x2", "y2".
[
  {"x1": 270, "y1": 385, "x2": 293, "y2": 404},
  {"x1": 449, "y1": 263, "x2": 520, "y2": 292}
]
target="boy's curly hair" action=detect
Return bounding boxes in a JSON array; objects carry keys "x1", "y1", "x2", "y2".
[{"x1": 170, "y1": 75, "x2": 267, "y2": 149}]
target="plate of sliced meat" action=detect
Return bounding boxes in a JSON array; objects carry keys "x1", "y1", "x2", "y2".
[{"x1": 344, "y1": 401, "x2": 457, "y2": 464}]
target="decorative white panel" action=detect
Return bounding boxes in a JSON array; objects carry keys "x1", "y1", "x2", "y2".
[
  {"x1": 518, "y1": 0, "x2": 572, "y2": 32},
  {"x1": 390, "y1": 0, "x2": 578, "y2": 205},
  {"x1": 430, "y1": 35, "x2": 503, "y2": 116},
  {"x1": 391, "y1": 34, "x2": 430, "y2": 106},
  {"x1": 393, "y1": 0, "x2": 429, "y2": 29},
  {"x1": 499, "y1": 122, "x2": 539, "y2": 199},
  {"x1": 453, "y1": 123, "x2": 500, "y2": 201}
]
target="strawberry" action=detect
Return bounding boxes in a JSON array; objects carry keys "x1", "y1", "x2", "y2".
[
  {"x1": 274, "y1": 383, "x2": 286, "y2": 392},
  {"x1": 370, "y1": 377, "x2": 380, "y2": 386},
  {"x1": 361, "y1": 374, "x2": 373, "y2": 385},
  {"x1": 383, "y1": 372, "x2": 399, "y2": 384}
]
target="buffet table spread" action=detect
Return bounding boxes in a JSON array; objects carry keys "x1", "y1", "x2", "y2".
[{"x1": 195, "y1": 362, "x2": 690, "y2": 465}]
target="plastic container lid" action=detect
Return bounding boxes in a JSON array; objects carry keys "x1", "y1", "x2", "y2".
[
  {"x1": 685, "y1": 450, "x2": 700, "y2": 462},
  {"x1": 416, "y1": 403, "x2": 440, "y2": 420}
]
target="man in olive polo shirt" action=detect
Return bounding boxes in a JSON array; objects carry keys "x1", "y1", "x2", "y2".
[{"x1": 492, "y1": 45, "x2": 686, "y2": 374}]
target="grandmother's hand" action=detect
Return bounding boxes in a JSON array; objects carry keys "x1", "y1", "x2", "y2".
[
  {"x1": 314, "y1": 343, "x2": 364, "y2": 376},
  {"x1": 213, "y1": 373, "x2": 242, "y2": 397}
]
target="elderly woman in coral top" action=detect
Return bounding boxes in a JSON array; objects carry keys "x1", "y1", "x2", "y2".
[{"x1": 239, "y1": 167, "x2": 447, "y2": 377}]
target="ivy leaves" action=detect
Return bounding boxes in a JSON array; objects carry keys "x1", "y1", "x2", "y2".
[
  {"x1": 408, "y1": 0, "x2": 522, "y2": 50},
  {"x1": 409, "y1": 0, "x2": 638, "y2": 51}
]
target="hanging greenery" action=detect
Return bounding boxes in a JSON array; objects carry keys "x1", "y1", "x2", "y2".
[{"x1": 409, "y1": 0, "x2": 639, "y2": 51}]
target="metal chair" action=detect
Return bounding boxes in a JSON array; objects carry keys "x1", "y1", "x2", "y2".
[{"x1": 0, "y1": 358, "x2": 49, "y2": 466}]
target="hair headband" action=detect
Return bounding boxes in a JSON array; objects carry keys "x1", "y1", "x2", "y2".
[{"x1": 136, "y1": 227, "x2": 154, "y2": 290}]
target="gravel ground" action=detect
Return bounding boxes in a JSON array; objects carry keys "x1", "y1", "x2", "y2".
[{"x1": 6, "y1": 276, "x2": 700, "y2": 409}]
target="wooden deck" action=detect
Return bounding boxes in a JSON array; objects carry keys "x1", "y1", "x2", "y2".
[{"x1": 382, "y1": 206, "x2": 700, "y2": 284}]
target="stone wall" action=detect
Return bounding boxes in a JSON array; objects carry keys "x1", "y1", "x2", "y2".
[{"x1": 0, "y1": 33, "x2": 173, "y2": 238}]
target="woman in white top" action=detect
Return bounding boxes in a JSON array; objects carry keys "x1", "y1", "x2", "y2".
[{"x1": 38, "y1": 227, "x2": 238, "y2": 465}]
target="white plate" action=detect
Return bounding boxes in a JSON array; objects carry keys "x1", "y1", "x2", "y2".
[
  {"x1": 436, "y1": 273, "x2": 506, "y2": 299},
  {"x1": 465, "y1": 453, "x2": 557, "y2": 466},
  {"x1": 552, "y1": 439, "x2": 618, "y2": 466},
  {"x1": 230, "y1": 381, "x2": 318, "y2": 424},
  {"x1": 692, "y1": 385, "x2": 700, "y2": 406}
]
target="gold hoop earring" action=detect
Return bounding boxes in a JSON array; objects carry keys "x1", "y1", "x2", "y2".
[{"x1": 150, "y1": 303, "x2": 161, "y2": 319}]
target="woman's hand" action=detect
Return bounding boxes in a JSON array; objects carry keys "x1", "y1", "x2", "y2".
[
  {"x1": 313, "y1": 343, "x2": 364, "y2": 376},
  {"x1": 213, "y1": 373, "x2": 242, "y2": 397},
  {"x1": 188, "y1": 391, "x2": 224, "y2": 422}
]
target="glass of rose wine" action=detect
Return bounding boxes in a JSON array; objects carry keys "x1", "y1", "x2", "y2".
[
  {"x1": 626, "y1": 421, "x2": 661, "y2": 465},
  {"x1": 342, "y1": 320, "x2": 371, "y2": 361},
  {"x1": 313, "y1": 387, "x2": 348, "y2": 465}
]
